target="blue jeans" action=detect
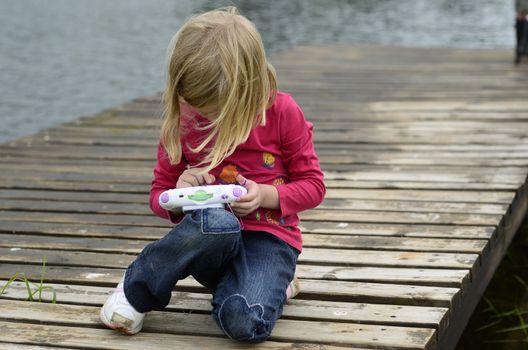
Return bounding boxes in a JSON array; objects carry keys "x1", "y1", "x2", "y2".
[{"x1": 124, "y1": 208, "x2": 299, "y2": 343}]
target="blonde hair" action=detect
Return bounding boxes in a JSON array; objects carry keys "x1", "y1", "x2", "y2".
[{"x1": 161, "y1": 6, "x2": 277, "y2": 173}]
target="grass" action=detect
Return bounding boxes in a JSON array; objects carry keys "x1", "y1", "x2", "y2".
[
  {"x1": 456, "y1": 217, "x2": 528, "y2": 349},
  {"x1": 0, "y1": 256, "x2": 57, "y2": 303}
]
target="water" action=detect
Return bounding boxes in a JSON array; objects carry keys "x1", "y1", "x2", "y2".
[{"x1": 0, "y1": 0, "x2": 516, "y2": 143}]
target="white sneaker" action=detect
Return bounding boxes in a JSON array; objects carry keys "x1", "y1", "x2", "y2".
[
  {"x1": 99, "y1": 276, "x2": 145, "y2": 335},
  {"x1": 286, "y1": 276, "x2": 301, "y2": 300}
]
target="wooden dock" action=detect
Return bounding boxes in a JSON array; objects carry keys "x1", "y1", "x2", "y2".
[{"x1": 1, "y1": 45, "x2": 528, "y2": 349}]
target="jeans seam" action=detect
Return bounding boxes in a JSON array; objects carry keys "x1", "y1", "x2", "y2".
[
  {"x1": 217, "y1": 294, "x2": 235, "y2": 340},
  {"x1": 201, "y1": 209, "x2": 241, "y2": 234}
]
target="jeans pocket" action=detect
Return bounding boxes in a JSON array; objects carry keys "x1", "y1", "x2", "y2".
[{"x1": 201, "y1": 208, "x2": 241, "y2": 234}]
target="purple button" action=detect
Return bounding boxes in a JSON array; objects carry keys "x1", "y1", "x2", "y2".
[
  {"x1": 160, "y1": 192, "x2": 169, "y2": 203},
  {"x1": 233, "y1": 187, "x2": 243, "y2": 197}
]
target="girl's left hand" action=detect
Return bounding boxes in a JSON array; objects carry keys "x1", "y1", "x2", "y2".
[{"x1": 230, "y1": 174, "x2": 262, "y2": 216}]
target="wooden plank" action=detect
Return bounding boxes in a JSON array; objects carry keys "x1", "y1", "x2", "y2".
[
  {"x1": 0, "y1": 169, "x2": 515, "y2": 189},
  {"x1": 17, "y1": 121, "x2": 528, "y2": 139},
  {"x1": 0, "y1": 170, "x2": 147, "y2": 184},
  {"x1": 323, "y1": 171, "x2": 524, "y2": 185},
  {"x1": 0, "y1": 246, "x2": 479, "y2": 270},
  {"x1": 0, "y1": 189, "x2": 511, "y2": 214},
  {"x1": 324, "y1": 188, "x2": 515, "y2": 203},
  {"x1": 1, "y1": 281, "x2": 449, "y2": 332},
  {"x1": 0, "y1": 180, "x2": 512, "y2": 211},
  {"x1": 368, "y1": 100, "x2": 528, "y2": 112},
  {"x1": 0, "y1": 154, "x2": 153, "y2": 167},
  {"x1": 298, "y1": 221, "x2": 495, "y2": 239},
  {"x1": 3, "y1": 155, "x2": 526, "y2": 179},
  {"x1": 18, "y1": 130, "x2": 527, "y2": 161},
  {"x1": 0, "y1": 179, "x2": 149, "y2": 193},
  {"x1": 36, "y1": 126, "x2": 522, "y2": 144},
  {"x1": 0, "y1": 197, "x2": 509, "y2": 216},
  {"x1": 48, "y1": 123, "x2": 523, "y2": 140},
  {"x1": 0, "y1": 189, "x2": 147, "y2": 203},
  {"x1": 0, "y1": 344, "x2": 79, "y2": 350},
  {"x1": 323, "y1": 180, "x2": 520, "y2": 191},
  {"x1": 301, "y1": 210, "x2": 501, "y2": 226},
  {"x1": 0, "y1": 240, "x2": 469, "y2": 286},
  {"x1": 10, "y1": 138, "x2": 528, "y2": 167},
  {"x1": 0, "y1": 176, "x2": 521, "y2": 192},
  {"x1": 0, "y1": 163, "x2": 523, "y2": 191},
  {"x1": 300, "y1": 249, "x2": 478, "y2": 269},
  {"x1": 294, "y1": 265, "x2": 469, "y2": 288},
  {"x1": 323, "y1": 168, "x2": 527, "y2": 181},
  {"x1": 317, "y1": 199, "x2": 507, "y2": 214},
  {"x1": 6, "y1": 137, "x2": 528, "y2": 160},
  {"x1": 0, "y1": 231, "x2": 489, "y2": 253},
  {"x1": 0, "y1": 300, "x2": 437, "y2": 349},
  {"x1": 303, "y1": 234, "x2": 488, "y2": 253},
  {"x1": 0, "y1": 218, "x2": 496, "y2": 240},
  {"x1": 0, "y1": 209, "x2": 503, "y2": 227},
  {"x1": 0, "y1": 321, "x2": 370, "y2": 350},
  {"x1": 11, "y1": 139, "x2": 528, "y2": 153},
  {"x1": 0, "y1": 264, "x2": 460, "y2": 307},
  {"x1": 314, "y1": 143, "x2": 528, "y2": 152},
  {"x1": 54, "y1": 119, "x2": 528, "y2": 132}
]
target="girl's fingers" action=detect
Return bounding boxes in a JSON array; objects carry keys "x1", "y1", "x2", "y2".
[
  {"x1": 181, "y1": 173, "x2": 199, "y2": 186},
  {"x1": 236, "y1": 174, "x2": 248, "y2": 187},
  {"x1": 177, "y1": 168, "x2": 215, "y2": 188},
  {"x1": 232, "y1": 205, "x2": 251, "y2": 215},
  {"x1": 236, "y1": 192, "x2": 256, "y2": 202},
  {"x1": 192, "y1": 173, "x2": 207, "y2": 185},
  {"x1": 176, "y1": 178, "x2": 193, "y2": 188},
  {"x1": 205, "y1": 174, "x2": 215, "y2": 184},
  {"x1": 188, "y1": 170, "x2": 215, "y2": 185},
  {"x1": 232, "y1": 199, "x2": 257, "y2": 211},
  {"x1": 236, "y1": 183, "x2": 257, "y2": 201},
  {"x1": 180, "y1": 181, "x2": 193, "y2": 188},
  {"x1": 186, "y1": 172, "x2": 207, "y2": 186}
]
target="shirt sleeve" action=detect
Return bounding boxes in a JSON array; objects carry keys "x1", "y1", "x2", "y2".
[
  {"x1": 149, "y1": 142, "x2": 188, "y2": 224},
  {"x1": 275, "y1": 95, "x2": 326, "y2": 217}
]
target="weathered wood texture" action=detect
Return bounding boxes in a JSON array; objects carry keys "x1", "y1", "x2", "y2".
[{"x1": 1, "y1": 46, "x2": 528, "y2": 349}]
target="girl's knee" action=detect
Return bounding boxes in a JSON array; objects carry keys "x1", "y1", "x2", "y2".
[{"x1": 214, "y1": 294, "x2": 273, "y2": 343}]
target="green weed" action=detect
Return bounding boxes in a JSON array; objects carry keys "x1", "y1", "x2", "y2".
[{"x1": 0, "y1": 256, "x2": 56, "y2": 303}]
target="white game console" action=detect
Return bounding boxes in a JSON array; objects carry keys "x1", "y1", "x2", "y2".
[{"x1": 159, "y1": 184, "x2": 248, "y2": 212}]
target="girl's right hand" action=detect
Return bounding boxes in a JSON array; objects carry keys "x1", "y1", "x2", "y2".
[{"x1": 176, "y1": 167, "x2": 215, "y2": 188}]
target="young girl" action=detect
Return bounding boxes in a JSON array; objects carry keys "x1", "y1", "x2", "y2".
[{"x1": 100, "y1": 7, "x2": 325, "y2": 343}]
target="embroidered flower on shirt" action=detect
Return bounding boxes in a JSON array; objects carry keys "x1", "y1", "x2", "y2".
[
  {"x1": 265, "y1": 211, "x2": 280, "y2": 225},
  {"x1": 255, "y1": 211, "x2": 261, "y2": 221},
  {"x1": 272, "y1": 177, "x2": 285, "y2": 186},
  {"x1": 219, "y1": 164, "x2": 239, "y2": 184},
  {"x1": 262, "y1": 152, "x2": 275, "y2": 169}
]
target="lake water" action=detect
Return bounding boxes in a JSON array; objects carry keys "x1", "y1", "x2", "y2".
[{"x1": 0, "y1": 0, "x2": 516, "y2": 143}]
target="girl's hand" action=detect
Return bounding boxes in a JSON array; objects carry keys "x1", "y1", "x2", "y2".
[
  {"x1": 230, "y1": 174, "x2": 262, "y2": 216},
  {"x1": 176, "y1": 167, "x2": 215, "y2": 188}
]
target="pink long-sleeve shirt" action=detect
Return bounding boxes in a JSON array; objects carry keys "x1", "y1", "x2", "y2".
[{"x1": 149, "y1": 92, "x2": 326, "y2": 252}]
